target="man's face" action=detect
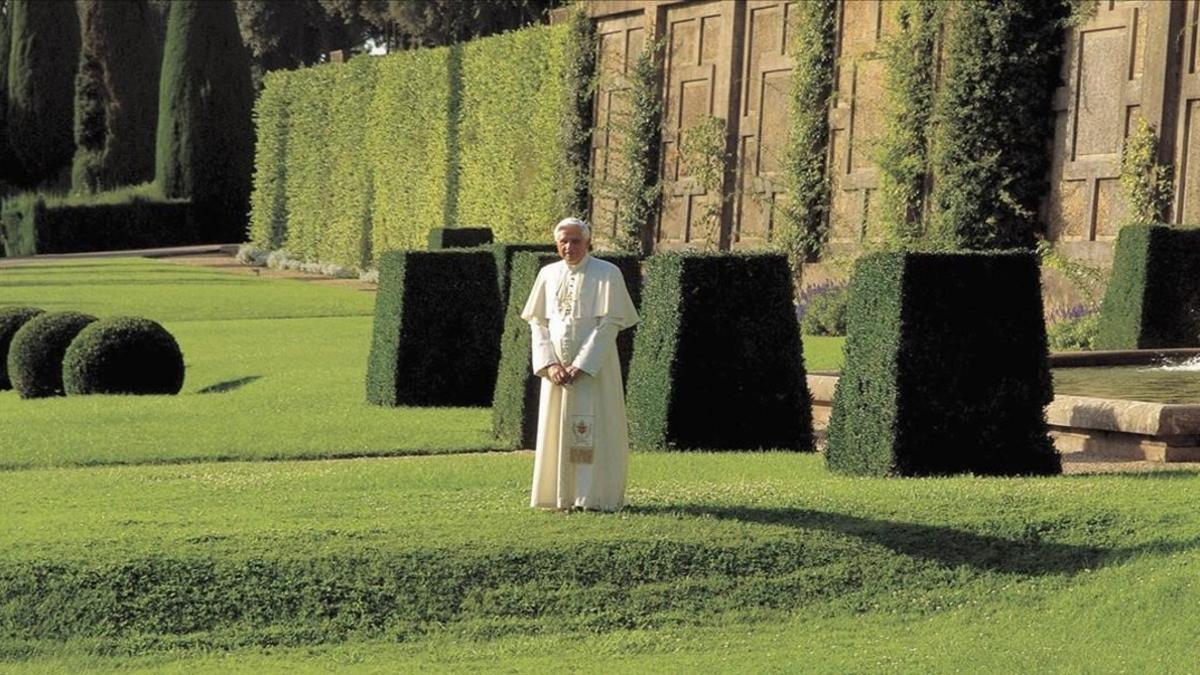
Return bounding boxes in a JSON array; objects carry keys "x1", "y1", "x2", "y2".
[{"x1": 555, "y1": 226, "x2": 588, "y2": 265}]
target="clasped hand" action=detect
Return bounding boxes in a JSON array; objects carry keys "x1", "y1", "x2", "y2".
[{"x1": 547, "y1": 363, "x2": 582, "y2": 386}]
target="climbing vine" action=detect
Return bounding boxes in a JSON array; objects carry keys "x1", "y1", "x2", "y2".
[
  {"x1": 608, "y1": 38, "x2": 662, "y2": 255},
  {"x1": 1120, "y1": 117, "x2": 1173, "y2": 226},
  {"x1": 778, "y1": 0, "x2": 836, "y2": 273},
  {"x1": 678, "y1": 115, "x2": 728, "y2": 249},
  {"x1": 876, "y1": 0, "x2": 944, "y2": 249}
]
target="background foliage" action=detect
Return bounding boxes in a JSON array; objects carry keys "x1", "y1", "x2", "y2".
[
  {"x1": 251, "y1": 24, "x2": 574, "y2": 270},
  {"x1": 927, "y1": 0, "x2": 1067, "y2": 250},
  {"x1": 72, "y1": 0, "x2": 162, "y2": 195}
]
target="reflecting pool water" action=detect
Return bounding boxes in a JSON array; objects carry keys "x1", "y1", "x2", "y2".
[{"x1": 1052, "y1": 360, "x2": 1200, "y2": 404}]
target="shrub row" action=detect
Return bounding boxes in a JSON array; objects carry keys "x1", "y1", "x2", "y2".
[
  {"x1": 250, "y1": 24, "x2": 575, "y2": 271},
  {"x1": 376, "y1": 248, "x2": 1056, "y2": 477},
  {"x1": 826, "y1": 251, "x2": 1059, "y2": 476},
  {"x1": 0, "y1": 306, "x2": 183, "y2": 398},
  {"x1": 491, "y1": 252, "x2": 642, "y2": 449},
  {"x1": 1094, "y1": 224, "x2": 1200, "y2": 349},
  {"x1": 0, "y1": 191, "x2": 197, "y2": 256},
  {"x1": 0, "y1": 536, "x2": 891, "y2": 651}
]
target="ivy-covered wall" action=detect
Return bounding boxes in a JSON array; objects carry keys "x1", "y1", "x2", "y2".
[{"x1": 248, "y1": 23, "x2": 576, "y2": 270}]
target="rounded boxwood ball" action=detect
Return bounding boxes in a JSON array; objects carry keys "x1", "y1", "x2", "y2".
[
  {"x1": 63, "y1": 317, "x2": 185, "y2": 395},
  {"x1": 8, "y1": 311, "x2": 98, "y2": 399},
  {"x1": 0, "y1": 306, "x2": 45, "y2": 390}
]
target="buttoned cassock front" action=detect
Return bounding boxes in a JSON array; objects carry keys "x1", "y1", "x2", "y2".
[{"x1": 520, "y1": 255, "x2": 639, "y2": 511}]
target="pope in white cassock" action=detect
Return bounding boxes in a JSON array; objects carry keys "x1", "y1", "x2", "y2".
[{"x1": 521, "y1": 217, "x2": 639, "y2": 511}]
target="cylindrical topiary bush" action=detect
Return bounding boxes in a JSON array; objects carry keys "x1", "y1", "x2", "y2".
[
  {"x1": 7, "y1": 311, "x2": 98, "y2": 399},
  {"x1": 63, "y1": 316, "x2": 185, "y2": 395},
  {"x1": 0, "y1": 306, "x2": 45, "y2": 390}
]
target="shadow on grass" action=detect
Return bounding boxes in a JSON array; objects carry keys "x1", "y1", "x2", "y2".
[
  {"x1": 196, "y1": 376, "x2": 262, "y2": 394},
  {"x1": 630, "y1": 504, "x2": 1109, "y2": 576}
]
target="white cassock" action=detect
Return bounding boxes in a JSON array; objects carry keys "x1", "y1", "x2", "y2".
[{"x1": 521, "y1": 255, "x2": 639, "y2": 511}]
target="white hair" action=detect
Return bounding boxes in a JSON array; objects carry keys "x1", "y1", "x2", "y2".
[{"x1": 553, "y1": 217, "x2": 591, "y2": 241}]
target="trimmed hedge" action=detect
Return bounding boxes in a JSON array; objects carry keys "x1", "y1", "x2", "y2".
[
  {"x1": 0, "y1": 305, "x2": 44, "y2": 389},
  {"x1": 62, "y1": 316, "x2": 185, "y2": 395},
  {"x1": 247, "y1": 68, "x2": 293, "y2": 250},
  {"x1": 428, "y1": 227, "x2": 494, "y2": 250},
  {"x1": 1095, "y1": 224, "x2": 1200, "y2": 349},
  {"x1": 826, "y1": 251, "x2": 1059, "y2": 476},
  {"x1": 7, "y1": 310, "x2": 97, "y2": 399},
  {"x1": 366, "y1": 250, "x2": 503, "y2": 407},
  {"x1": 457, "y1": 26, "x2": 571, "y2": 243},
  {"x1": 252, "y1": 24, "x2": 574, "y2": 269},
  {"x1": 492, "y1": 252, "x2": 642, "y2": 449},
  {"x1": 490, "y1": 243, "x2": 557, "y2": 308},
  {"x1": 626, "y1": 252, "x2": 812, "y2": 451},
  {"x1": 0, "y1": 537, "x2": 871, "y2": 652},
  {"x1": 0, "y1": 194, "x2": 196, "y2": 256}
]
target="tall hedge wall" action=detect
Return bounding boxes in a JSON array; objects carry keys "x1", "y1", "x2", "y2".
[
  {"x1": 492, "y1": 252, "x2": 642, "y2": 449},
  {"x1": 826, "y1": 251, "x2": 1059, "y2": 477},
  {"x1": 365, "y1": 44, "x2": 451, "y2": 257},
  {"x1": 1094, "y1": 225, "x2": 1200, "y2": 349},
  {"x1": 247, "y1": 69, "x2": 292, "y2": 251},
  {"x1": 250, "y1": 24, "x2": 574, "y2": 271},
  {"x1": 365, "y1": 250, "x2": 503, "y2": 407},
  {"x1": 625, "y1": 252, "x2": 812, "y2": 451}
]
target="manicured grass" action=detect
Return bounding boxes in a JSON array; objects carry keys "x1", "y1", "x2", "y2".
[
  {"x1": 1, "y1": 452, "x2": 1197, "y2": 670},
  {"x1": 0, "y1": 259, "x2": 498, "y2": 468},
  {"x1": 802, "y1": 335, "x2": 844, "y2": 372}
]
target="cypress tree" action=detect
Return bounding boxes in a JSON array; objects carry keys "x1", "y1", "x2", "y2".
[
  {"x1": 927, "y1": 0, "x2": 1068, "y2": 250},
  {"x1": 0, "y1": 0, "x2": 19, "y2": 191},
  {"x1": 5, "y1": 0, "x2": 79, "y2": 187},
  {"x1": 72, "y1": 0, "x2": 162, "y2": 193},
  {"x1": 155, "y1": 0, "x2": 254, "y2": 242}
]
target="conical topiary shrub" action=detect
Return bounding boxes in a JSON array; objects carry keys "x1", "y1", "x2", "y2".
[{"x1": 63, "y1": 316, "x2": 184, "y2": 395}]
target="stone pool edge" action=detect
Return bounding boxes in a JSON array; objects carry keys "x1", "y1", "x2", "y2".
[{"x1": 806, "y1": 368, "x2": 1200, "y2": 464}]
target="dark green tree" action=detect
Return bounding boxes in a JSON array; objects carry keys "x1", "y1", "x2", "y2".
[
  {"x1": 928, "y1": 0, "x2": 1069, "y2": 250},
  {"x1": 73, "y1": 0, "x2": 162, "y2": 193},
  {"x1": 235, "y1": 0, "x2": 365, "y2": 88},
  {"x1": 5, "y1": 0, "x2": 80, "y2": 187},
  {"x1": 0, "y1": 0, "x2": 21, "y2": 191},
  {"x1": 319, "y1": 0, "x2": 558, "y2": 49},
  {"x1": 155, "y1": 0, "x2": 255, "y2": 242}
]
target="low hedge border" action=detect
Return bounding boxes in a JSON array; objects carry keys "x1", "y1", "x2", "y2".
[{"x1": 0, "y1": 195, "x2": 198, "y2": 256}]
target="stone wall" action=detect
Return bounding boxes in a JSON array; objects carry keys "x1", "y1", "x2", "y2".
[{"x1": 569, "y1": 0, "x2": 1197, "y2": 273}]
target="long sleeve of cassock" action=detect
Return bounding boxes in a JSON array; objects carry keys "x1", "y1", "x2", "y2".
[
  {"x1": 572, "y1": 317, "x2": 621, "y2": 376},
  {"x1": 529, "y1": 318, "x2": 558, "y2": 376}
]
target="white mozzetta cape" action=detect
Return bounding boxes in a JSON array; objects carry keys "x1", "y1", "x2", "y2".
[{"x1": 520, "y1": 256, "x2": 639, "y2": 510}]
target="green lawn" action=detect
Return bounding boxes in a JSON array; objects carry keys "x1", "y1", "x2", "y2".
[
  {"x1": 7, "y1": 257, "x2": 1185, "y2": 673},
  {"x1": 1, "y1": 452, "x2": 1198, "y2": 671},
  {"x1": 0, "y1": 259, "x2": 497, "y2": 468}
]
